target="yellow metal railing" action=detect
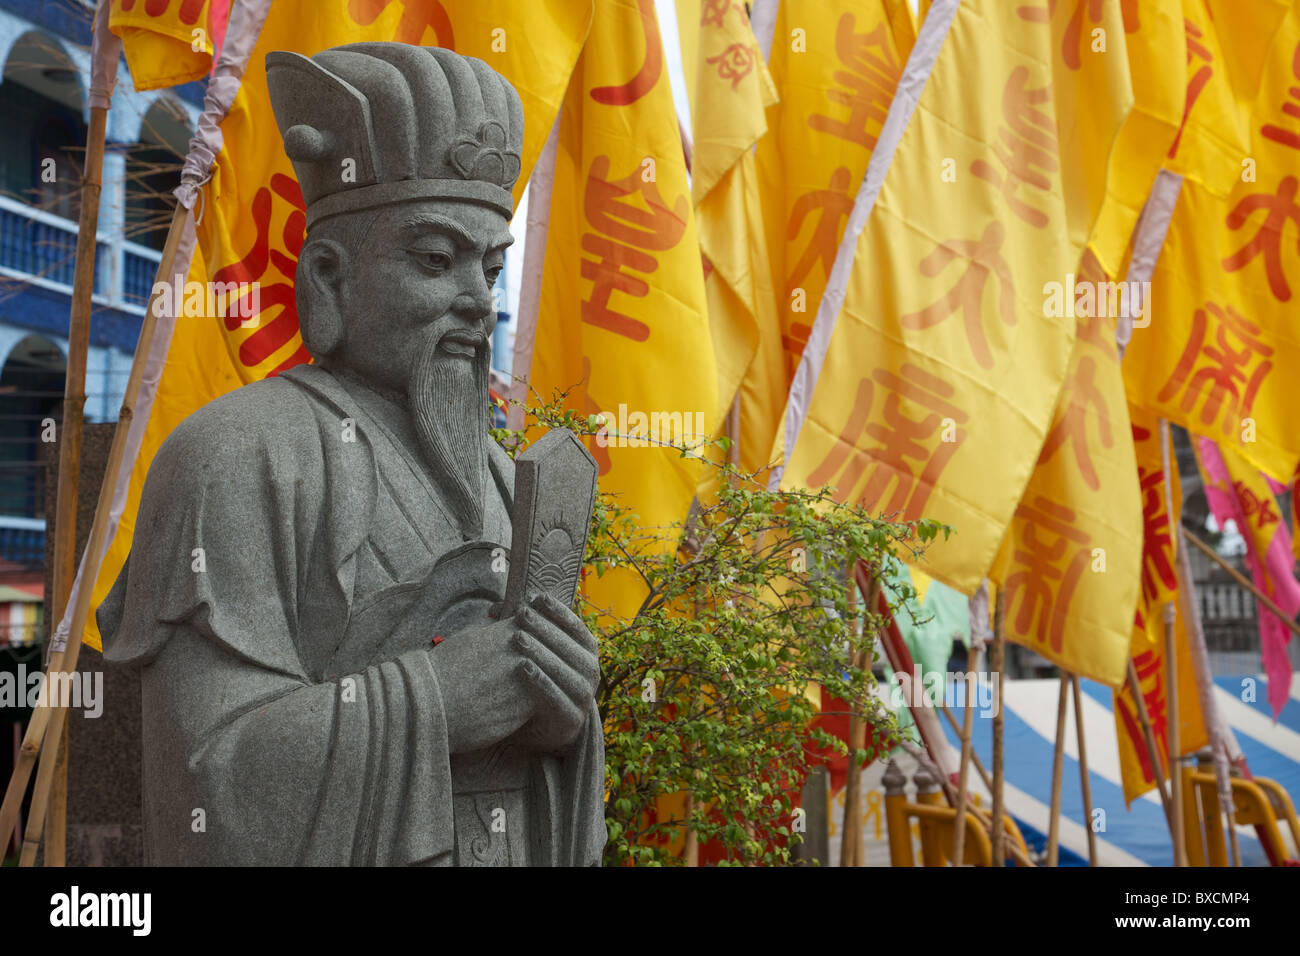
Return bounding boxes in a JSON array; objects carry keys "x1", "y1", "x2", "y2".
[
  {"x1": 883, "y1": 760, "x2": 1032, "y2": 866},
  {"x1": 1182, "y1": 750, "x2": 1299, "y2": 866}
]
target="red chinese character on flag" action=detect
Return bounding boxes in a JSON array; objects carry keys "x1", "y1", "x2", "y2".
[
  {"x1": 1221, "y1": 176, "x2": 1300, "y2": 301},
  {"x1": 1261, "y1": 40, "x2": 1300, "y2": 151},
  {"x1": 580, "y1": 155, "x2": 689, "y2": 343},
  {"x1": 211, "y1": 173, "x2": 310, "y2": 375}
]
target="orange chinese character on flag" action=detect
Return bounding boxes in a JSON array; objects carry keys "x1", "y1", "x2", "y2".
[
  {"x1": 1003, "y1": 495, "x2": 1091, "y2": 653},
  {"x1": 1060, "y1": 0, "x2": 1139, "y2": 70},
  {"x1": 1037, "y1": 356, "x2": 1114, "y2": 492},
  {"x1": 591, "y1": 0, "x2": 662, "y2": 106},
  {"x1": 806, "y1": 363, "x2": 969, "y2": 520},
  {"x1": 1155, "y1": 301, "x2": 1274, "y2": 438},
  {"x1": 347, "y1": 0, "x2": 454, "y2": 45},
  {"x1": 808, "y1": 13, "x2": 901, "y2": 150},
  {"x1": 899, "y1": 222, "x2": 1016, "y2": 369},
  {"x1": 971, "y1": 65, "x2": 1057, "y2": 229}
]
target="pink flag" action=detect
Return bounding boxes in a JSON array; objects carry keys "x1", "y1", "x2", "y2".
[{"x1": 1195, "y1": 437, "x2": 1298, "y2": 719}]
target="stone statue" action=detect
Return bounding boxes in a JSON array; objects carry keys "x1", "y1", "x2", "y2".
[{"x1": 97, "y1": 43, "x2": 607, "y2": 866}]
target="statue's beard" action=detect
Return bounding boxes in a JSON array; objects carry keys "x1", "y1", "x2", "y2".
[{"x1": 408, "y1": 330, "x2": 488, "y2": 540}]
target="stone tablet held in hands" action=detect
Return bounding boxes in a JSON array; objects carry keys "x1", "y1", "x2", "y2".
[{"x1": 503, "y1": 428, "x2": 599, "y2": 615}]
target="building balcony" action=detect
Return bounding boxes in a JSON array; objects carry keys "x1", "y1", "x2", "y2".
[{"x1": 0, "y1": 192, "x2": 160, "y2": 315}]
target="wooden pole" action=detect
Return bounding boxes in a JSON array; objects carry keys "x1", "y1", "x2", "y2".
[
  {"x1": 989, "y1": 590, "x2": 1006, "y2": 866},
  {"x1": 683, "y1": 792, "x2": 698, "y2": 866},
  {"x1": 1047, "y1": 674, "x2": 1069, "y2": 866},
  {"x1": 950, "y1": 646, "x2": 981, "y2": 866},
  {"x1": 1070, "y1": 674, "x2": 1098, "y2": 866},
  {"x1": 14, "y1": 202, "x2": 190, "y2": 866},
  {"x1": 1159, "y1": 419, "x2": 1186, "y2": 867},
  {"x1": 1183, "y1": 529, "x2": 1300, "y2": 638},
  {"x1": 0, "y1": 101, "x2": 109, "y2": 862},
  {"x1": 840, "y1": 571, "x2": 878, "y2": 866},
  {"x1": 1176, "y1": 527, "x2": 1244, "y2": 868},
  {"x1": 1126, "y1": 657, "x2": 1173, "y2": 826},
  {"x1": 44, "y1": 97, "x2": 111, "y2": 868}
]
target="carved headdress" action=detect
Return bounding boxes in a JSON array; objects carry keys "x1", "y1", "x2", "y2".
[{"x1": 266, "y1": 43, "x2": 524, "y2": 230}]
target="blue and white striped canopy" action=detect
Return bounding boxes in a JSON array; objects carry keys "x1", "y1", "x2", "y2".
[{"x1": 934, "y1": 675, "x2": 1300, "y2": 866}]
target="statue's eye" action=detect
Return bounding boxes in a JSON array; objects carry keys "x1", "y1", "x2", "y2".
[
  {"x1": 411, "y1": 250, "x2": 453, "y2": 273},
  {"x1": 484, "y1": 265, "x2": 503, "y2": 286}
]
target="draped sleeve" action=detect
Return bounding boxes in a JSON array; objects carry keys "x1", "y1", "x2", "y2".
[{"x1": 98, "y1": 377, "x2": 455, "y2": 865}]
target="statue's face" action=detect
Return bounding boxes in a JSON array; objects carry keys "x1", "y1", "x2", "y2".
[
  {"x1": 333, "y1": 198, "x2": 512, "y2": 391},
  {"x1": 309, "y1": 197, "x2": 512, "y2": 538}
]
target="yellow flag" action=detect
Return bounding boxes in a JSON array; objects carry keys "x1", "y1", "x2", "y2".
[
  {"x1": 780, "y1": 1, "x2": 1140, "y2": 596},
  {"x1": 991, "y1": 4, "x2": 1183, "y2": 687},
  {"x1": 84, "y1": 0, "x2": 594, "y2": 648},
  {"x1": 1113, "y1": 406, "x2": 1206, "y2": 805},
  {"x1": 754, "y1": 1, "x2": 909, "y2": 392},
  {"x1": 676, "y1": 0, "x2": 783, "y2": 473},
  {"x1": 1124, "y1": 4, "x2": 1300, "y2": 483},
  {"x1": 109, "y1": 0, "x2": 221, "y2": 90},
  {"x1": 1084, "y1": 0, "x2": 1185, "y2": 275},
  {"x1": 991, "y1": 256, "x2": 1140, "y2": 688},
  {"x1": 1161, "y1": 0, "x2": 1255, "y2": 197},
  {"x1": 531, "y1": 0, "x2": 717, "y2": 620}
]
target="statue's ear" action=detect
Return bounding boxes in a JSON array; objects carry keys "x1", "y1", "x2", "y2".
[{"x1": 296, "y1": 239, "x2": 347, "y2": 358}]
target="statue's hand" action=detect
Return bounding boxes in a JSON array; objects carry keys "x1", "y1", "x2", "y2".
[
  {"x1": 510, "y1": 593, "x2": 601, "y2": 753},
  {"x1": 431, "y1": 592, "x2": 599, "y2": 754}
]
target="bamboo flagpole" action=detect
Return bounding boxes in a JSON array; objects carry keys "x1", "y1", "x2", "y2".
[
  {"x1": 0, "y1": 0, "x2": 121, "y2": 863},
  {"x1": 1159, "y1": 419, "x2": 1187, "y2": 866},
  {"x1": 18, "y1": 204, "x2": 190, "y2": 866},
  {"x1": 1071, "y1": 674, "x2": 1098, "y2": 866},
  {"x1": 0, "y1": 0, "x2": 276, "y2": 864},
  {"x1": 1184, "y1": 528, "x2": 1300, "y2": 638},
  {"x1": 1126, "y1": 657, "x2": 1174, "y2": 827},
  {"x1": 950, "y1": 644, "x2": 981, "y2": 866},
  {"x1": 989, "y1": 589, "x2": 1006, "y2": 866},
  {"x1": 1046, "y1": 674, "x2": 1069, "y2": 866},
  {"x1": 841, "y1": 570, "x2": 879, "y2": 866},
  {"x1": 1176, "y1": 527, "x2": 1245, "y2": 868}
]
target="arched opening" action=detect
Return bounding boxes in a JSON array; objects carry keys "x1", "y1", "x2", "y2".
[
  {"x1": 125, "y1": 97, "x2": 192, "y2": 251},
  {"x1": 0, "y1": 31, "x2": 87, "y2": 221},
  {"x1": 0, "y1": 334, "x2": 65, "y2": 530}
]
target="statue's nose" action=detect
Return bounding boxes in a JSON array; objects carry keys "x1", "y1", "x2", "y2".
[{"x1": 450, "y1": 284, "x2": 493, "y2": 324}]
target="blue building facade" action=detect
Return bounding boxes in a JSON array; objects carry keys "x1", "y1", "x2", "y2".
[{"x1": 0, "y1": 0, "x2": 202, "y2": 613}]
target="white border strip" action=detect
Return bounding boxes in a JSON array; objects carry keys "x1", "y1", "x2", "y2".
[{"x1": 770, "y1": 0, "x2": 962, "y2": 489}]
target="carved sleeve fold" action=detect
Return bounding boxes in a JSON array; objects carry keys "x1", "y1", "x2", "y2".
[{"x1": 140, "y1": 630, "x2": 454, "y2": 865}]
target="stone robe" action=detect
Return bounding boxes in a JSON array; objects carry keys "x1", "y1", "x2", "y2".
[{"x1": 98, "y1": 364, "x2": 606, "y2": 866}]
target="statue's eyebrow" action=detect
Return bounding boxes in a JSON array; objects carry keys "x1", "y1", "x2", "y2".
[
  {"x1": 399, "y1": 214, "x2": 515, "y2": 253},
  {"x1": 399, "y1": 214, "x2": 476, "y2": 249}
]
